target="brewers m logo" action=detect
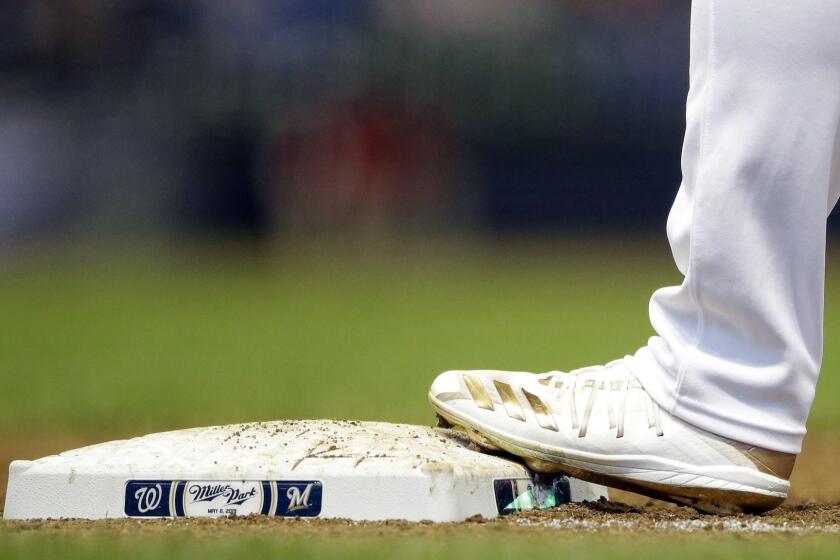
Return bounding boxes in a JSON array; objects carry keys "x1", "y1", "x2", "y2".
[
  {"x1": 277, "y1": 481, "x2": 322, "y2": 516},
  {"x1": 286, "y1": 483, "x2": 314, "y2": 511}
]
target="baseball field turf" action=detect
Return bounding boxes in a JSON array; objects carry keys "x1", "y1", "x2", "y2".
[{"x1": 1, "y1": 238, "x2": 839, "y2": 558}]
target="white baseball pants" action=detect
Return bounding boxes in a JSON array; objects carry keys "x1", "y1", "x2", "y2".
[{"x1": 629, "y1": 0, "x2": 840, "y2": 454}]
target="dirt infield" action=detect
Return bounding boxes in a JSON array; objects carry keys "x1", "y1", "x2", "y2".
[
  {"x1": 2, "y1": 433, "x2": 838, "y2": 534},
  {"x1": 2, "y1": 502, "x2": 838, "y2": 536}
]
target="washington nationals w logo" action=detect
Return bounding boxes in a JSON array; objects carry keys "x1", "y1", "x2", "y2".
[{"x1": 134, "y1": 484, "x2": 163, "y2": 513}]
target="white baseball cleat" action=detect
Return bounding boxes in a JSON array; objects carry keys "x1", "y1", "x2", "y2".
[{"x1": 428, "y1": 359, "x2": 795, "y2": 514}]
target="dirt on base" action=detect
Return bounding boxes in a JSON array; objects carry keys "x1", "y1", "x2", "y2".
[{"x1": 2, "y1": 432, "x2": 838, "y2": 535}]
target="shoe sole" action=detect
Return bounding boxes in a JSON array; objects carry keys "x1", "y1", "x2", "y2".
[{"x1": 430, "y1": 394, "x2": 787, "y2": 514}]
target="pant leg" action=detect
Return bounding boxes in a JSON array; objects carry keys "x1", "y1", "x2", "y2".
[{"x1": 630, "y1": 0, "x2": 840, "y2": 454}]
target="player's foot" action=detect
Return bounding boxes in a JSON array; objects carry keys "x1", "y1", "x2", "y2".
[{"x1": 428, "y1": 359, "x2": 795, "y2": 514}]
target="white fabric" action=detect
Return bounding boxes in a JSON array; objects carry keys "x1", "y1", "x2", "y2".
[{"x1": 630, "y1": 0, "x2": 840, "y2": 454}]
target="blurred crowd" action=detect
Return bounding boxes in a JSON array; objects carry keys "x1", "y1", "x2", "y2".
[{"x1": 0, "y1": 0, "x2": 690, "y2": 240}]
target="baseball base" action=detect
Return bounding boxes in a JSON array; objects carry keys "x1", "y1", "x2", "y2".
[{"x1": 3, "y1": 419, "x2": 607, "y2": 522}]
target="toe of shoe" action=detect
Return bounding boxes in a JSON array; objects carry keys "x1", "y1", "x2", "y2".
[{"x1": 429, "y1": 370, "x2": 465, "y2": 399}]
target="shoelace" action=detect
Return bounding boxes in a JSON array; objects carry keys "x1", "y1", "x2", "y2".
[{"x1": 538, "y1": 360, "x2": 664, "y2": 439}]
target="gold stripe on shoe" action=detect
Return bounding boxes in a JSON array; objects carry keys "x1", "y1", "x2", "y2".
[
  {"x1": 464, "y1": 375, "x2": 495, "y2": 411},
  {"x1": 493, "y1": 380, "x2": 526, "y2": 421},
  {"x1": 521, "y1": 388, "x2": 558, "y2": 432}
]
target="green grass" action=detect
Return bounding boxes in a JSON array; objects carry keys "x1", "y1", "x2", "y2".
[
  {"x1": 1, "y1": 238, "x2": 839, "y2": 436},
  {"x1": 2, "y1": 238, "x2": 840, "y2": 558}
]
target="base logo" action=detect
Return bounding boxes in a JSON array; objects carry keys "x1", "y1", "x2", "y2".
[
  {"x1": 276, "y1": 481, "x2": 322, "y2": 516},
  {"x1": 125, "y1": 481, "x2": 172, "y2": 517},
  {"x1": 125, "y1": 480, "x2": 322, "y2": 518},
  {"x1": 184, "y1": 481, "x2": 263, "y2": 517},
  {"x1": 493, "y1": 476, "x2": 571, "y2": 515}
]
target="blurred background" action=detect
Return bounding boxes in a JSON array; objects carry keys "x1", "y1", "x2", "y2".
[
  {"x1": 0, "y1": 0, "x2": 689, "y2": 240},
  {"x1": 0, "y1": 1, "x2": 838, "y2": 496}
]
